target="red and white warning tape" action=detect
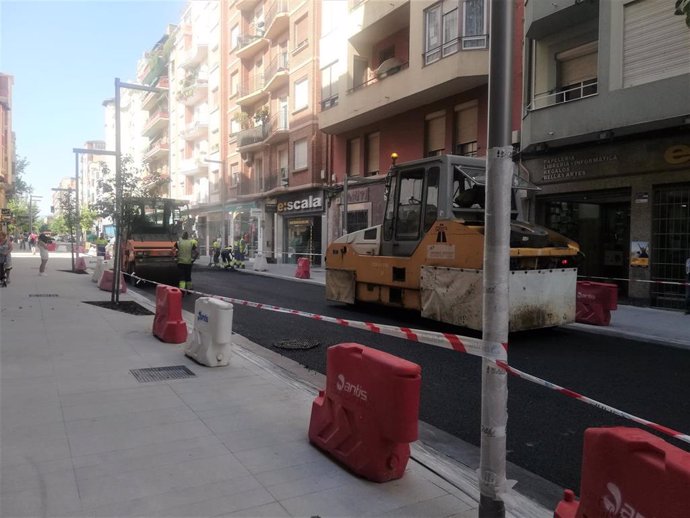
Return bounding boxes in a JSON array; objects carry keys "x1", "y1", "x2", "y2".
[
  {"x1": 495, "y1": 360, "x2": 690, "y2": 445},
  {"x1": 126, "y1": 272, "x2": 690, "y2": 446},
  {"x1": 578, "y1": 275, "x2": 689, "y2": 287}
]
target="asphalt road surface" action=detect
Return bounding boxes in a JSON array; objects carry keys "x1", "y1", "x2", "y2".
[{"x1": 133, "y1": 268, "x2": 690, "y2": 493}]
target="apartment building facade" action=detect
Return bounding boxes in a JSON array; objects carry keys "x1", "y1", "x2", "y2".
[
  {"x1": 0, "y1": 73, "x2": 14, "y2": 212},
  {"x1": 520, "y1": 0, "x2": 690, "y2": 308},
  {"x1": 51, "y1": 177, "x2": 77, "y2": 218},
  {"x1": 220, "y1": 0, "x2": 326, "y2": 264},
  {"x1": 318, "y1": 0, "x2": 523, "y2": 245}
]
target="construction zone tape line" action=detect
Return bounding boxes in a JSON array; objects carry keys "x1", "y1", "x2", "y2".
[
  {"x1": 127, "y1": 272, "x2": 689, "y2": 445},
  {"x1": 578, "y1": 275, "x2": 689, "y2": 287}
]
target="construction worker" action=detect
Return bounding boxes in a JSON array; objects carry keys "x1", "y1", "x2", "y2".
[
  {"x1": 232, "y1": 235, "x2": 246, "y2": 269},
  {"x1": 95, "y1": 233, "x2": 108, "y2": 258},
  {"x1": 174, "y1": 231, "x2": 197, "y2": 291},
  {"x1": 221, "y1": 243, "x2": 234, "y2": 269},
  {"x1": 210, "y1": 237, "x2": 221, "y2": 267}
]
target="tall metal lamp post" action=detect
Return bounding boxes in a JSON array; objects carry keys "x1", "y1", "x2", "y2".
[
  {"x1": 72, "y1": 147, "x2": 117, "y2": 271},
  {"x1": 111, "y1": 78, "x2": 167, "y2": 303}
]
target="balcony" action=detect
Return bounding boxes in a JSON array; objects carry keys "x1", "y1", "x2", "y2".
[
  {"x1": 237, "y1": 124, "x2": 269, "y2": 151},
  {"x1": 236, "y1": 33, "x2": 268, "y2": 59},
  {"x1": 263, "y1": 53, "x2": 289, "y2": 93},
  {"x1": 181, "y1": 38, "x2": 209, "y2": 69},
  {"x1": 319, "y1": 49, "x2": 488, "y2": 134},
  {"x1": 237, "y1": 74, "x2": 267, "y2": 106},
  {"x1": 141, "y1": 77, "x2": 169, "y2": 110},
  {"x1": 264, "y1": 0, "x2": 289, "y2": 40},
  {"x1": 142, "y1": 110, "x2": 169, "y2": 137},
  {"x1": 177, "y1": 78, "x2": 208, "y2": 106},
  {"x1": 143, "y1": 137, "x2": 169, "y2": 162},
  {"x1": 265, "y1": 112, "x2": 289, "y2": 145},
  {"x1": 179, "y1": 156, "x2": 209, "y2": 176},
  {"x1": 348, "y1": 0, "x2": 409, "y2": 45},
  {"x1": 235, "y1": 0, "x2": 261, "y2": 11},
  {"x1": 182, "y1": 119, "x2": 209, "y2": 141}
]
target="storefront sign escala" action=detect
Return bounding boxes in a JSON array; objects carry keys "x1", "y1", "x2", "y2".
[{"x1": 277, "y1": 194, "x2": 323, "y2": 214}]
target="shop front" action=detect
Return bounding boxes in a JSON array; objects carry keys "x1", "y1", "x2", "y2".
[
  {"x1": 524, "y1": 134, "x2": 690, "y2": 308},
  {"x1": 276, "y1": 190, "x2": 324, "y2": 265}
]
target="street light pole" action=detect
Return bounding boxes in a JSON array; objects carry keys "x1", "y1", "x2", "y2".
[
  {"x1": 52, "y1": 187, "x2": 76, "y2": 270},
  {"x1": 111, "y1": 78, "x2": 167, "y2": 303}
]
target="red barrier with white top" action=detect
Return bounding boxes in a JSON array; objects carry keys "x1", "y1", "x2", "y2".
[
  {"x1": 555, "y1": 427, "x2": 690, "y2": 518},
  {"x1": 309, "y1": 343, "x2": 421, "y2": 482},
  {"x1": 576, "y1": 281, "x2": 618, "y2": 326},
  {"x1": 295, "y1": 257, "x2": 310, "y2": 279}
]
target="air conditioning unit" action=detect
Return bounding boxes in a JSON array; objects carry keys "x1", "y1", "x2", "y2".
[{"x1": 375, "y1": 57, "x2": 403, "y2": 79}]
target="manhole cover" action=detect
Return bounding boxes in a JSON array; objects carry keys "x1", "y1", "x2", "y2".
[
  {"x1": 130, "y1": 366, "x2": 196, "y2": 383},
  {"x1": 29, "y1": 294, "x2": 59, "y2": 297},
  {"x1": 273, "y1": 339, "x2": 320, "y2": 350},
  {"x1": 83, "y1": 301, "x2": 153, "y2": 315}
]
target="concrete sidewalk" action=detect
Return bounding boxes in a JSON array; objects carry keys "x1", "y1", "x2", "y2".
[
  {"x1": 201, "y1": 255, "x2": 690, "y2": 350},
  {"x1": 1, "y1": 254, "x2": 551, "y2": 518}
]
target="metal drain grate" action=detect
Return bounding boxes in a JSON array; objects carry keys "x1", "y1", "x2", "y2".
[
  {"x1": 29, "y1": 294, "x2": 59, "y2": 297},
  {"x1": 130, "y1": 366, "x2": 196, "y2": 383}
]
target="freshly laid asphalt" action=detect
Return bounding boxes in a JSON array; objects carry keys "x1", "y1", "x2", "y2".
[{"x1": 2, "y1": 252, "x2": 689, "y2": 517}]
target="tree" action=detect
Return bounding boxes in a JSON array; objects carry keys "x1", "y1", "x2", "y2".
[
  {"x1": 7, "y1": 197, "x2": 39, "y2": 233},
  {"x1": 7, "y1": 155, "x2": 30, "y2": 201},
  {"x1": 90, "y1": 157, "x2": 170, "y2": 236},
  {"x1": 79, "y1": 206, "x2": 98, "y2": 238}
]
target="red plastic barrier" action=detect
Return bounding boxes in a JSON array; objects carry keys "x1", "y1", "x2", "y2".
[
  {"x1": 47, "y1": 243, "x2": 57, "y2": 252},
  {"x1": 555, "y1": 427, "x2": 690, "y2": 518},
  {"x1": 152, "y1": 285, "x2": 187, "y2": 344},
  {"x1": 295, "y1": 257, "x2": 310, "y2": 279},
  {"x1": 576, "y1": 281, "x2": 618, "y2": 326},
  {"x1": 308, "y1": 343, "x2": 421, "y2": 482},
  {"x1": 97, "y1": 269, "x2": 127, "y2": 293}
]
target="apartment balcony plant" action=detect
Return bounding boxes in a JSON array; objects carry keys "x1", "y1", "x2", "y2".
[{"x1": 237, "y1": 124, "x2": 269, "y2": 151}]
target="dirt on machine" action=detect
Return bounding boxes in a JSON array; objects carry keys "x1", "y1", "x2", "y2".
[
  {"x1": 325, "y1": 154, "x2": 581, "y2": 332},
  {"x1": 120, "y1": 197, "x2": 189, "y2": 285}
]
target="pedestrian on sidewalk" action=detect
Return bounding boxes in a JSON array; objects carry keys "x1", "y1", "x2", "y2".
[
  {"x1": 685, "y1": 255, "x2": 690, "y2": 315},
  {"x1": 174, "y1": 231, "x2": 198, "y2": 291},
  {"x1": 37, "y1": 232, "x2": 52, "y2": 276},
  {"x1": 0, "y1": 232, "x2": 9, "y2": 287},
  {"x1": 95, "y1": 232, "x2": 108, "y2": 258},
  {"x1": 29, "y1": 231, "x2": 37, "y2": 255}
]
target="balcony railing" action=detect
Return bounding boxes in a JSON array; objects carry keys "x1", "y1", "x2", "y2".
[
  {"x1": 237, "y1": 124, "x2": 269, "y2": 148},
  {"x1": 264, "y1": 52, "x2": 289, "y2": 85},
  {"x1": 143, "y1": 110, "x2": 169, "y2": 136},
  {"x1": 143, "y1": 137, "x2": 169, "y2": 161},
  {"x1": 348, "y1": 61, "x2": 409, "y2": 93},
  {"x1": 264, "y1": 0, "x2": 289, "y2": 39},
  {"x1": 527, "y1": 80, "x2": 598, "y2": 111},
  {"x1": 238, "y1": 74, "x2": 265, "y2": 99}
]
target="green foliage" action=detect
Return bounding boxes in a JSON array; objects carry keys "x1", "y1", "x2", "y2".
[
  {"x1": 79, "y1": 206, "x2": 98, "y2": 235},
  {"x1": 50, "y1": 214, "x2": 69, "y2": 236},
  {"x1": 7, "y1": 198, "x2": 40, "y2": 233},
  {"x1": 7, "y1": 155, "x2": 30, "y2": 201},
  {"x1": 89, "y1": 157, "x2": 170, "y2": 236}
]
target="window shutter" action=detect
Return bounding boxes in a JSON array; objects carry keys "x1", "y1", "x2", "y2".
[
  {"x1": 294, "y1": 16, "x2": 308, "y2": 49},
  {"x1": 426, "y1": 114, "x2": 446, "y2": 155},
  {"x1": 348, "y1": 138, "x2": 361, "y2": 176},
  {"x1": 557, "y1": 42, "x2": 597, "y2": 86},
  {"x1": 455, "y1": 104, "x2": 478, "y2": 145},
  {"x1": 367, "y1": 133, "x2": 379, "y2": 174},
  {"x1": 623, "y1": 0, "x2": 690, "y2": 87}
]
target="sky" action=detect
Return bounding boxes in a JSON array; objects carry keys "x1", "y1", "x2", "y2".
[{"x1": 1, "y1": 0, "x2": 186, "y2": 215}]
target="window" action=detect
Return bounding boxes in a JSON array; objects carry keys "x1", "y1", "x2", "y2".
[
  {"x1": 347, "y1": 210, "x2": 369, "y2": 234},
  {"x1": 347, "y1": 138, "x2": 361, "y2": 177},
  {"x1": 230, "y1": 72, "x2": 239, "y2": 97},
  {"x1": 321, "y1": 62, "x2": 339, "y2": 109},
  {"x1": 442, "y1": 8, "x2": 459, "y2": 56},
  {"x1": 366, "y1": 132, "x2": 380, "y2": 175},
  {"x1": 230, "y1": 24, "x2": 240, "y2": 50},
  {"x1": 624, "y1": 0, "x2": 690, "y2": 87},
  {"x1": 230, "y1": 117, "x2": 241, "y2": 136},
  {"x1": 395, "y1": 169, "x2": 425, "y2": 240},
  {"x1": 294, "y1": 138, "x2": 308, "y2": 170},
  {"x1": 230, "y1": 162, "x2": 239, "y2": 186},
  {"x1": 455, "y1": 102, "x2": 478, "y2": 156},
  {"x1": 425, "y1": 111, "x2": 446, "y2": 157},
  {"x1": 294, "y1": 16, "x2": 308, "y2": 51},
  {"x1": 294, "y1": 77, "x2": 308, "y2": 110},
  {"x1": 463, "y1": 0, "x2": 486, "y2": 49},
  {"x1": 424, "y1": 4, "x2": 442, "y2": 64},
  {"x1": 321, "y1": 0, "x2": 338, "y2": 36},
  {"x1": 556, "y1": 42, "x2": 598, "y2": 103}
]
